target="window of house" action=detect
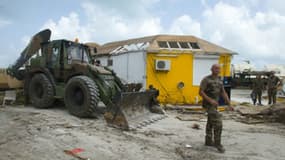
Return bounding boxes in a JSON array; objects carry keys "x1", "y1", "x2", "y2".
[
  {"x1": 179, "y1": 42, "x2": 190, "y2": 49},
  {"x1": 190, "y1": 42, "x2": 200, "y2": 49},
  {"x1": 93, "y1": 47, "x2": 97, "y2": 53},
  {"x1": 157, "y1": 41, "x2": 169, "y2": 48},
  {"x1": 168, "y1": 41, "x2": 179, "y2": 48}
]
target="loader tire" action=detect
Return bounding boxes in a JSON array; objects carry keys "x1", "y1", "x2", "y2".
[
  {"x1": 65, "y1": 75, "x2": 100, "y2": 118},
  {"x1": 29, "y1": 73, "x2": 55, "y2": 108}
]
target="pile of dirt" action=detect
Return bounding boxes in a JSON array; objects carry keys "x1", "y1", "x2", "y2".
[
  {"x1": 235, "y1": 102, "x2": 285, "y2": 124},
  {"x1": 259, "y1": 103, "x2": 285, "y2": 124}
]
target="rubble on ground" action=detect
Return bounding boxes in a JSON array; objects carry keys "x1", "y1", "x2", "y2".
[
  {"x1": 1, "y1": 89, "x2": 285, "y2": 160},
  {"x1": 259, "y1": 103, "x2": 285, "y2": 124},
  {"x1": 235, "y1": 102, "x2": 285, "y2": 124}
]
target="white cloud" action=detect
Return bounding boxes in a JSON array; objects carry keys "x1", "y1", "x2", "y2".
[
  {"x1": 38, "y1": 0, "x2": 285, "y2": 69},
  {"x1": 81, "y1": 1, "x2": 163, "y2": 41},
  {"x1": 41, "y1": 1, "x2": 164, "y2": 43},
  {"x1": 41, "y1": 1, "x2": 203, "y2": 44},
  {"x1": 136, "y1": 18, "x2": 163, "y2": 35},
  {"x1": 168, "y1": 15, "x2": 202, "y2": 37},
  {"x1": 264, "y1": 0, "x2": 285, "y2": 15},
  {"x1": 41, "y1": 12, "x2": 91, "y2": 42},
  {"x1": 201, "y1": 2, "x2": 285, "y2": 67}
]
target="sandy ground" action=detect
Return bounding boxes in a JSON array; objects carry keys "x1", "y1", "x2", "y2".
[{"x1": 1, "y1": 89, "x2": 285, "y2": 160}]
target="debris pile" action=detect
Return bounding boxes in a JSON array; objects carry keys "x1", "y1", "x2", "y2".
[
  {"x1": 235, "y1": 102, "x2": 285, "y2": 124},
  {"x1": 259, "y1": 103, "x2": 285, "y2": 124}
]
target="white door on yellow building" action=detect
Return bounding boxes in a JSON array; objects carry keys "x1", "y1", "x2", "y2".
[{"x1": 193, "y1": 54, "x2": 219, "y2": 86}]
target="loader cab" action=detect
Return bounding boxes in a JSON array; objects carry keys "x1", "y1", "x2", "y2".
[
  {"x1": 38, "y1": 40, "x2": 92, "y2": 67},
  {"x1": 65, "y1": 41, "x2": 91, "y2": 65},
  {"x1": 36, "y1": 40, "x2": 92, "y2": 80}
]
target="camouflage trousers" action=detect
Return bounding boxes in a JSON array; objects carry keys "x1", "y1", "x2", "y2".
[
  {"x1": 205, "y1": 109, "x2": 223, "y2": 146},
  {"x1": 252, "y1": 90, "x2": 262, "y2": 105},
  {"x1": 268, "y1": 88, "x2": 277, "y2": 105}
]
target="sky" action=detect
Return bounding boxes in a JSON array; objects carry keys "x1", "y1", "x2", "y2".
[{"x1": 0, "y1": 0, "x2": 285, "y2": 69}]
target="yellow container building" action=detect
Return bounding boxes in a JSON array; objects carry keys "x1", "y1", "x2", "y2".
[{"x1": 94, "y1": 35, "x2": 236, "y2": 105}]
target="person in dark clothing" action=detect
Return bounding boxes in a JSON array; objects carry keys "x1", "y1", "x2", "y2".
[
  {"x1": 267, "y1": 71, "x2": 281, "y2": 105},
  {"x1": 252, "y1": 75, "x2": 264, "y2": 105},
  {"x1": 199, "y1": 64, "x2": 233, "y2": 153}
]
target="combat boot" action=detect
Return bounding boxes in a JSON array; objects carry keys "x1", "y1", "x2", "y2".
[
  {"x1": 214, "y1": 139, "x2": 225, "y2": 153},
  {"x1": 205, "y1": 136, "x2": 214, "y2": 146},
  {"x1": 215, "y1": 144, "x2": 225, "y2": 153}
]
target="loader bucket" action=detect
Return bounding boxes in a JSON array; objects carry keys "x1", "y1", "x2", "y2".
[
  {"x1": 104, "y1": 90, "x2": 166, "y2": 130},
  {"x1": 7, "y1": 29, "x2": 51, "y2": 80}
]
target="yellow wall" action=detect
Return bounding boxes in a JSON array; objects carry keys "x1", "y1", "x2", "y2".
[
  {"x1": 146, "y1": 52, "x2": 196, "y2": 105},
  {"x1": 146, "y1": 52, "x2": 232, "y2": 105},
  {"x1": 219, "y1": 54, "x2": 232, "y2": 77}
]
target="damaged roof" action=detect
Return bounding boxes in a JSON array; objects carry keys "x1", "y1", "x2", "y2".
[{"x1": 94, "y1": 34, "x2": 237, "y2": 56}]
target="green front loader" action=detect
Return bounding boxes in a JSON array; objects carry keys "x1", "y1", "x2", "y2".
[{"x1": 7, "y1": 29, "x2": 165, "y2": 130}]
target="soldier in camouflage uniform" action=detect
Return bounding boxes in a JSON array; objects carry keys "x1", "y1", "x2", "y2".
[
  {"x1": 267, "y1": 71, "x2": 281, "y2": 105},
  {"x1": 252, "y1": 75, "x2": 264, "y2": 105},
  {"x1": 199, "y1": 64, "x2": 232, "y2": 153}
]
